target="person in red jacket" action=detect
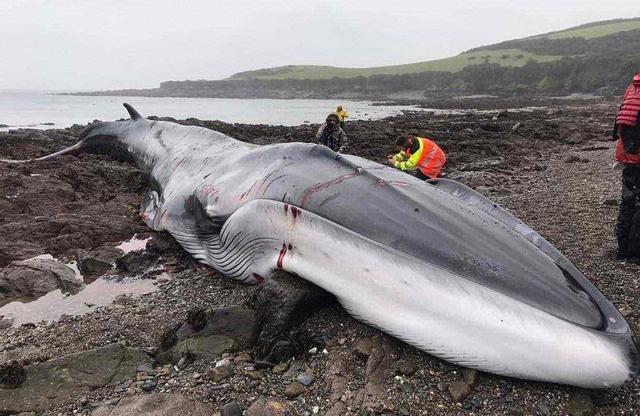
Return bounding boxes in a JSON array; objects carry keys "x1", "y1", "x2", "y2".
[{"x1": 613, "y1": 73, "x2": 640, "y2": 261}]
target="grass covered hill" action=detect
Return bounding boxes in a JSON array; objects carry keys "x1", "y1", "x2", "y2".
[
  {"x1": 228, "y1": 18, "x2": 640, "y2": 82},
  {"x1": 78, "y1": 18, "x2": 640, "y2": 98}
]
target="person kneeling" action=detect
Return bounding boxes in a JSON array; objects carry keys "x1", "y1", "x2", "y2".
[{"x1": 388, "y1": 136, "x2": 446, "y2": 180}]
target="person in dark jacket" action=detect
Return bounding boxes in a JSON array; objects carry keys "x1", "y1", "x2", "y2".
[
  {"x1": 316, "y1": 113, "x2": 348, "y2": 152},
  {"x1": 613, "y1": 73, "x2": 640, "y2": 261}
]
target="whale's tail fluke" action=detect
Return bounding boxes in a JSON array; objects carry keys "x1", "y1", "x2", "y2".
[{"x1": 123, "y1": 103, "x2": 142, "y2": 120}]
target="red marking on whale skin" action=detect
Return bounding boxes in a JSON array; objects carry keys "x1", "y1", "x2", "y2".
[
  {"x1": 202, "y1": 185, "x2": 219, "y2": 197},
  {"x1": 252, "y1": 273, "x2": 265, "y2": 284},
  {"x1": 300, "y1": 172, "x2": 360, "y2": 207},
  {"x1": 277, "y1": 244, "x2": 287, "y2": 269},
  {"x1": 291, "y1": 206, "x2": 300, "y2": 219},
  {"x1": 284, "y1": 204, "x2": 289, "y2": 214}
]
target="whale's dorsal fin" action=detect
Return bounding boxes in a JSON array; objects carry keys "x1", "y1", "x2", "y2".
[{"x1": 123, "y1": 103, "x2": 142, "y2": 120}]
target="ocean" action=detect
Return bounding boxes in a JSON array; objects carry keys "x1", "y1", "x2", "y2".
[{"x1": 0, "y1": 90, "x2": 420, "y2": 131}]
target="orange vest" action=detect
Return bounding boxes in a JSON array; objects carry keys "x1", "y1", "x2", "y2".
[{"x1": 407, "y1": 137, "x2": 446, "y2": 178}]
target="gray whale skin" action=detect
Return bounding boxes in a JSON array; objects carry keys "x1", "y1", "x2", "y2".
[{"x1": 26, "y1": 104, "x2": 640, "y2": 388}]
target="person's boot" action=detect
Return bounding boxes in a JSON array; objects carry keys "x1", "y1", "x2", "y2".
[{"x1": 616, "y1": 237, "x2": 632, "y2": 260}]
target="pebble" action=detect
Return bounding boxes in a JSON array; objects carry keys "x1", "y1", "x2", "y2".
[
  {"x1": 284, "y1": 381, "x2": 305, "y2": 398},
  {"x1": 272, "y1": 362, "x2": 289, "y2": 374},
  {"x1": 296, "y1": 372, "x2": 315, "y2": 387}
]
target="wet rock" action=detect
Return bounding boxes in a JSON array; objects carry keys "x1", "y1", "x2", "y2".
[
  {"x1": 448, "y1": 381, "x2": 471, "y2": 403},
  {"x1": 220, "y1": 401, "x2": 243, "y2": 416},
  {"x1": 246, "y1": 398, "x2": 293, "y2": 416},
  {"x1": 205, "y1": 365, "x2": 234, "y2": 382},
  {"x1": 160, "y1": 305, "x2": 258, "y2": 362},
  {"x1": 174, "y1": 335, "x2": 236, "y2": 360},
  {"x1": 254, "y1": 271, "x2": 335, "y2": 363},
  {"x1": 354, "y1": 337, "x2": 374, "y2": 357},
  {"x1": 91, "y1": 393, "x2": 214, "y2": 415},
  {"x1": 0, "y1": 362, "x2": 26, "y2": 388},
  {"x1": 0, "y1": 343, "x2": 151, "y2": 414},
  {"x1": 115, "y1": 250, "x2": 160, "y2": 275},
  {"x1": 565, "y1": 393, "x2": 595, "y2": 416},
  {"x1": 0, "y1": 258, "x2": 84, "y2": 306},
  {"x1": 284, "y1": 381, "x2": 305, "y2": 398},
  {"x1": 76, "y1": 245, "x2": 124, "y2": 279}
]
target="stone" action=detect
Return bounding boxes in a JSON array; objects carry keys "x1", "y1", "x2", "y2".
[
  {"x1": 0, "y1": 344, "x2": 151, "y2": 414},
  {"x1": 325, "y1": 402, "x2": 346, "y2": 416},
  {"x1": 161, "y1": 305, "x2": 259, "y2": 362},
  {"x1": 284, "y1": 381, "x2": 305, "y2": 398},
  {"x1": 462, "y1": 368, "x2": 478, "y2": 386},
  {"x1": 0, "y1": 258, "x2": 84, "y2": 306},
  {"x1": 221, "y1": 401, "x2": 243, "y2": 416},
  {"x1": 448, "y1": 381, "x2": 471, "y2": 403},
  {"x1": 272, "y1": 362, "x2": 289, "y2": 374},
  {"x1": 205, "y1": 365, "x2": 234, "y2": 383},
  {"x1": 91, "y1": 393, "x2": 214, "y2": 415},
  {"x1": 511, "y1": 122, "x2": 521, "y2": 132},
  {"x1": 565, "y1": 132, "x2": 584, "y2": 144},
  {"x1": 254, "y1": 271, "x2": 335, "y2": 362},
  {"x1": 354, "y1": 337, "x2": 374, "y2": 357},
  {"x1": 246, "y1": 398, "x2": 293, "y2": 416},
  {"x1": 173, "y1": 335, "x2": 237, "y2": 360},
  {"x1": 296, "y1": 372, "x2": 315, "y2": 387},
  {"x1": 398, "y1": 360, "x2": 417, "y2": 376},
  {"x1": 76, "y1": 246, "x2": 124, "y2": 278},
  {"x1": 565, "y1": 393, "x2": 595, "y2": 416}
]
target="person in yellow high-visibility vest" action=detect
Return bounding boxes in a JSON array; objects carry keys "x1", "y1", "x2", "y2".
[
  {"x1": 388, "y1": 135, "x2": 446, "y2": 180},
  {"x1": 336, "y1": 106, "x2": 349, "y2": 129}
]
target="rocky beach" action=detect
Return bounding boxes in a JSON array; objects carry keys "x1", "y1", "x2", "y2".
[{"x1": 0, "y1": 98, "x2": 638, "y2": 416}]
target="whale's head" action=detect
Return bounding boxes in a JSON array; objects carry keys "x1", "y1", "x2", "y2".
[{"x1": 76, "y1": 103, "x2": 147, "y2": 163}]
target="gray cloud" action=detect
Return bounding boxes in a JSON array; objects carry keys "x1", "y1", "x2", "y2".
[{"x1": 0, "y1": 0, "x2": 636, "y2": 91}]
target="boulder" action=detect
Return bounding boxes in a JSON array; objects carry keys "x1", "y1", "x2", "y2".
[
  {"x1": 0, "y1": 344, "x2": 151, "y2": 414},
  {"x1": 160, "y1": 305, "x2": 258, "y2": 362},
  {"x1": 0, "y1": 258, "x2": 84, "y2": 306},
  {"x1": 92, "y1": 393, "x2": 214, "y2": 416},
  {"x1": 76, "y1": 246, "x2": 124, "y2": 279},
  {"x1": 254, "y1": 271, "x2": 335, "y2": 362}
]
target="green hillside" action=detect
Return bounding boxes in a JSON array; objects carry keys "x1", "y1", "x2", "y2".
[
  {"x1": 229, "y1": 18, "x2": 640, "y2": 81},
  {"x1": 533, "y1": 18, "x2": 640, "y2": 40},
  {"x1": 230, "y1": 49, "x2": 560, "y2": 80}
]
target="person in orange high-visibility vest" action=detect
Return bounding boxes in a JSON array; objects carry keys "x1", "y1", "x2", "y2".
[{"x1": 388, "y1": 135, "x2": 446, "y2": 180}]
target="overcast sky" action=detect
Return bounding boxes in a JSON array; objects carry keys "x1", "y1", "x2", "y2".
[{"x1": 1, "y1": 0, "x2": 637, "y2": 91}]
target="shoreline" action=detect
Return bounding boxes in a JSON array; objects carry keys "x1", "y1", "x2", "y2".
[{"x1": 0, "y1": 103, "x2": 638, "y2": 415}]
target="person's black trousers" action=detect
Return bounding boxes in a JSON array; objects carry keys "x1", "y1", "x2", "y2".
[{"x1": 616, "y1": 164, "x2": 640, "y2": 257}]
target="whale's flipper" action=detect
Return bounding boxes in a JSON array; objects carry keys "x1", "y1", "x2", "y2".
[{"x1": 123, "y1": 103, "x2": 143, "y2": 120}]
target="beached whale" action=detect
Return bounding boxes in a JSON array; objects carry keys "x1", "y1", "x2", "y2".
[{"x1": 12, "y1": 104, "x2": 639, "y2": 388}]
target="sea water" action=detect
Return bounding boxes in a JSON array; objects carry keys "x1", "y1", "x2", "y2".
[{"x1": 0, "y1": 90, "x2": 420, "y2": 131}]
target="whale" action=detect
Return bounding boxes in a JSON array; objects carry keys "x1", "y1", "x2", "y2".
[{"x1": 8, "y1": 103, "x2": 639, "y2": 388}]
